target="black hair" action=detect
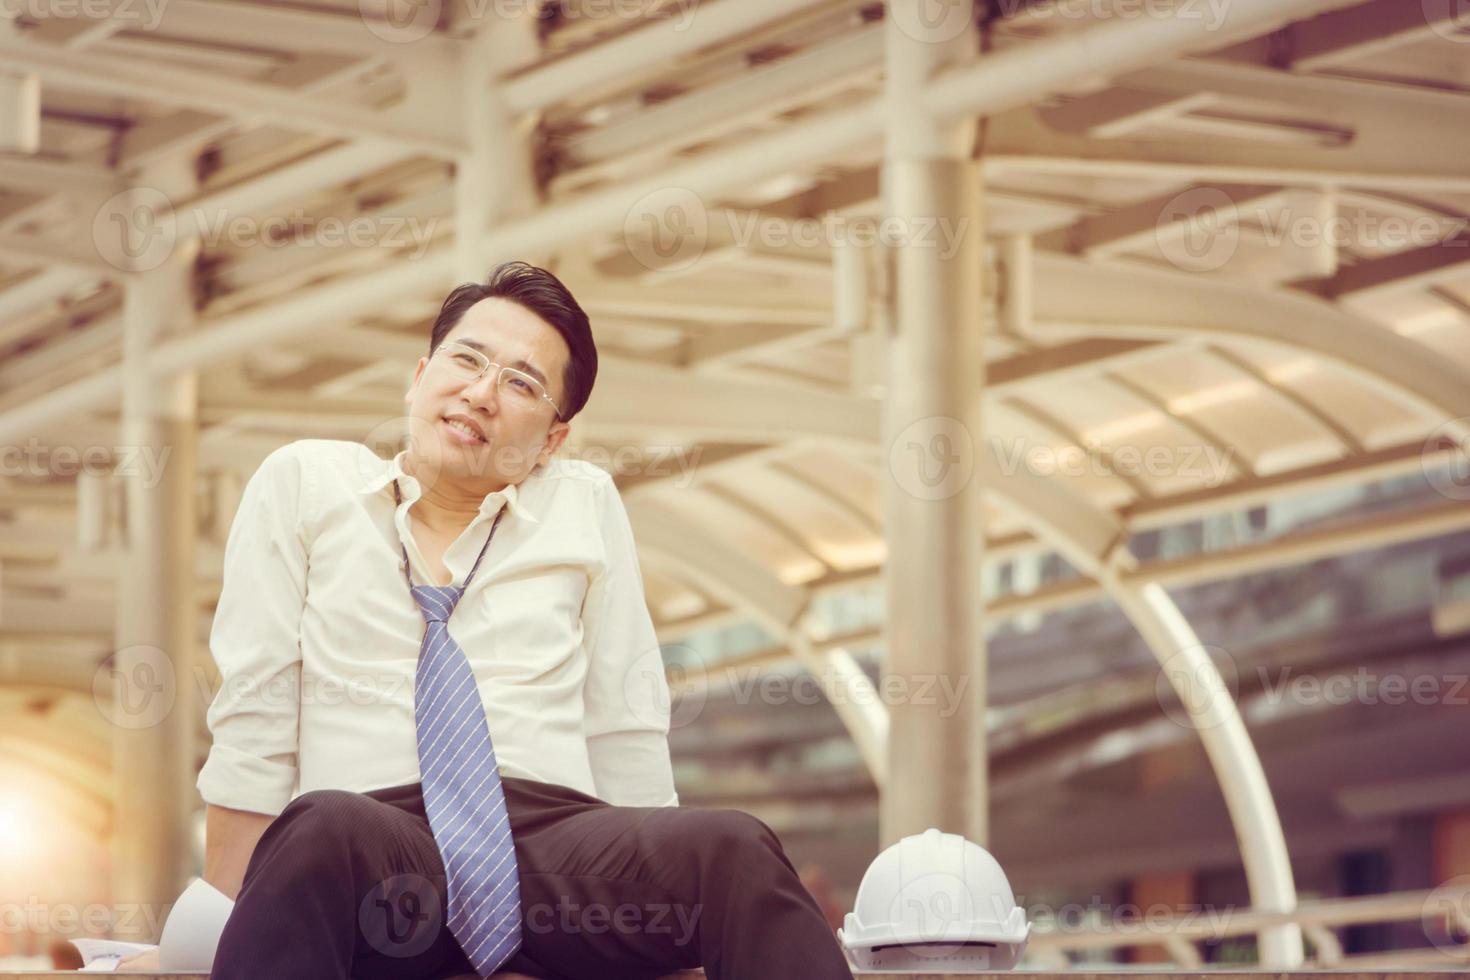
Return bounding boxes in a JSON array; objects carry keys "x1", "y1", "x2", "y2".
[{"x1": 428, "y1": 261, "x2": 596, "y2": 422}]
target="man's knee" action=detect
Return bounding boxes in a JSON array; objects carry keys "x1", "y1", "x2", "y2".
[
  {"x1": 280, "y1": 789, "x2": 376, "y2": 828},
  {"x1": 270, "y1": 789, "x2": 392, "y2": 859},
  {"x1": 244, "y1": 791, "x2": 392, "y2": 895},
  {"x1": 238, "y1": 789, "x2": 442, "y2": 929},
  {"x1": 684, "y1": 809, "x2": 782, "y2": 863}
]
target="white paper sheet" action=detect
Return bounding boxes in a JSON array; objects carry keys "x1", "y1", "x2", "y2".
[
  {"x1": 67, "y1": 938, "x2": 155, "y2": 972},
  {"x1": 159, "y1": 877, "x2": 236, "y2": 970},
  {"x1": 68, "y1": 877, "x2": 235, "y2": 973}
]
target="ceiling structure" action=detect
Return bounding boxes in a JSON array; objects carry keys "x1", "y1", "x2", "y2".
[{"x1": 2, "y1": 0, "x2": 1470, "y2": 935}]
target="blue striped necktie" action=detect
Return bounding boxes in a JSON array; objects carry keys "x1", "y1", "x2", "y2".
[{"x1": 395, "y1": 482, "x2": 521, "y2": 976}]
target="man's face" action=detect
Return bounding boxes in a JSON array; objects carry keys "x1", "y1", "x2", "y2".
[{"x1": 405, "y1": 296, "x2": 572, "y2": 489}]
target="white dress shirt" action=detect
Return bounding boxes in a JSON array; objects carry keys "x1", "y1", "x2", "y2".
[{"x1": 196, "y1": 438, "x2": 678, "y2": 815}]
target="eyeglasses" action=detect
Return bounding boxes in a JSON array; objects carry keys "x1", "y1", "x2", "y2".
[{"x1": 432, "y1": 341, "x2": 563, "y2": 419}]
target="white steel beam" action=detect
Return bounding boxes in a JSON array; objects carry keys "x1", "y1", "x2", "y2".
[
  {"x1": 1218, "y1": 0, "x2": 1467, "y2": 70},
  {"x1": 1052, "y1": 184, "x2": 1287, "y2": 258},
  {"x1": 159, "y1": 0, "x2": 456, "y2": 59},
  {"x1": 922, "y1": 0, "x2": 1361, "y2": 121},
  {"x1": 0, "y1": 40, "x2": 463, "y2": 158},
  {"x1": 0, "y1": 0, "x2": 1379, "y2": 444},
  {"x1": 1028, "y1": 251, "x2": 1470, "y2": 440},
  {"x1": 579, "y1": 358, "x2": 879, "y2": 447},
  {"x1": 0, "y1": 269, "x2": 93, "y2": 328},
  {"x1": 626, "y1": 500, "x2": 888, "y2": 786},
  {"x1": 114, "y1": 54, "x2": 385, "y2": 169},
  {"x1": 987, "y1": 58, "x2": 1470, "y2": 194},
  {"x1": 1316, "y1": 229, "x2": 1470, "y2": 301},
  {"x1": 0, "y1": 230, "x2": 114, "y2": 275},
  {"x1": 1038, "y1": 88, "x2": 1215, "y2": 139},
  {"x1": 563, "y1": 25, "x2": 884, "y2": 168},
  {"x1": 976, "y1": 456, "x2": 1303, "y2": 965},
  {"x1": 0, "y1": 155, "x2": 118, "y2": 196},
  {"x1": 500, "y1": 0, "x2": 836, "y2": 113}
]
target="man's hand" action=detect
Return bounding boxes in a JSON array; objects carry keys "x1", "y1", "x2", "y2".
[{"x1": 116, "y1": 947, "x2": 161, "y2": 971}]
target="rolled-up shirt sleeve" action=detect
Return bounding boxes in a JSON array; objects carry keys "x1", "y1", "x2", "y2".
[
  {"x1": 580, "y1": 471, "x2": 680, "y2": 808},
  {"x1": 196, "y1": 444, "x2": 310, "y2": 815}
]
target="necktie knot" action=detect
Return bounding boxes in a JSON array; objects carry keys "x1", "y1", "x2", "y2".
[{"x1": 411, "y1": 584, "x2": 463, "y2": 624}]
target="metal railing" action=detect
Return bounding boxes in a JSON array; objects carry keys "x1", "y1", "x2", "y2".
[{"x1": 1023, "y1": 885, "x2": 1470, "y2": 969}]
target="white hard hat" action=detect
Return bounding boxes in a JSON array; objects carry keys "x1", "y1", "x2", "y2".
[{"x1": 839, "y1": 827, "x2": 1029, "y2": 973}]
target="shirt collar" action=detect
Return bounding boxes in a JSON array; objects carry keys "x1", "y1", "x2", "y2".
[{"x1": 359, "y1": 450, "x2": 541, "y2": 524}]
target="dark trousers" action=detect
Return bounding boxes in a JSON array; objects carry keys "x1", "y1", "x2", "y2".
[{"x1": 211, "y1": 777, "x2": 855, "y2": 980}]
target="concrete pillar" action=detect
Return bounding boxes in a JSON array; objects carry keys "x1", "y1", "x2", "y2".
[
  {"x1": 999, "y1": 233, "x2": 1032, "y2": 338},
  {"x1": 878, "y1": 0, "x2": 986, "y2": 848},
  {"x1": 110, "y1": 158, "x2": 200, "y2": 939},
  {"x1": 455, "y1": 16, "x2": 540, "y2": 282}
]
